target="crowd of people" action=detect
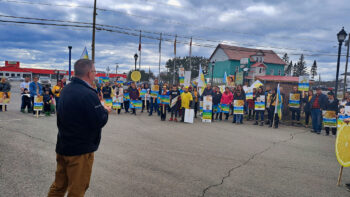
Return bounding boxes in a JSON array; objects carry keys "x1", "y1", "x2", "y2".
[{"x1": 0, "y1": 74, "x2": 348, "y2": 136}]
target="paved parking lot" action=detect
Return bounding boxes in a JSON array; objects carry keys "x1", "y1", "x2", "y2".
[{"x1": 0, "y1": 82, "x2": 349, "y2": 196}]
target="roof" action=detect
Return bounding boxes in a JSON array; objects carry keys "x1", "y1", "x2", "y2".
[
  {"x1": 24, "y1": 68, "x2": 64, "y2": 75},
  {"x1": 210, "y1": 44, "x2": 286, "y2": 65},
  {"x1": 250, "y1": 62, "x2": 267, "y2": 68},
  {"x1": 0, "y1": 66, "x2": 31, "y2": 73},
  {"x1": 255, "y1": 75, "x2": 300, "y2": 83}
]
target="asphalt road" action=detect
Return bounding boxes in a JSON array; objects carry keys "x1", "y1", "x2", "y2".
[{"x1": 0, "y1": 82, "x2": 349, "y2": 197}]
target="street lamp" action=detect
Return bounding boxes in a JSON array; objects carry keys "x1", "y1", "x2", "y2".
[
  {"x1": 134, "y1": 53, "x2": 138, "y2": 71},
  {"x1": 115, "y1": 63, "x2": 119, "y2": 74},
  {"x1": 335, "y1": 27, "x2": 347, "y2": 98},
  {"x1": 211, "y1": 60, "x2": 216, "y2": 84}
]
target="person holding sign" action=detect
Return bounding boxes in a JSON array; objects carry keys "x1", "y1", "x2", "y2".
[
  {"x1": 268, "y1": 88, "x2": 282, "y2": 128},
  {"x1": 48, "y1": 59, "x2": 110, "y2": 197},
  {"x1": 302, "y1": 90, "x2": 313, "y2": 128},
  {"x1": 29, "y1": 76, "x2": 42, "y2": 115},
  {"x1": 289, "y1": 86, "x2": 302, "y2": 126},
  {"x1": 220, "y1": 87, "x2": 233, "y2": 121},
  {"x1": 159, "y1": 86, "x2": 169, "y2": 121},
  {"x1": 254, "y1": 87, "x2": 265, "y2": 126},
  {"x1": 233, "y1": 91, "x2": 245, "y2": 124},
  {"x1": 213, "y1": 87, "x2": 222, "y2": 120},
  {"x1": 180, "y1": 87, "x2": 193, "y2": 122},
  {"x1": 169, "y1": 85, "x2": 180, "y2": 122},
  {"x1": 141, "y1": 83, "x2": 150, "y2": 113},
  {"x1": 129, "y1": 82, "x2": 140, "y2": 115},
  {"x1": 0, "y1": 77, "x2": 11, "y2": 111},
  {"x1": 310, "y1": 87, "x2": 328, "y2": 134},
  {"x1": 323, "y1": 92, "x2": 338, "y2": 136},
  {"x1": 149, "y1": 79, "x2": 160, "y2": 116}
]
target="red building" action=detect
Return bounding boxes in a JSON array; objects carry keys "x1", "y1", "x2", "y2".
[{"x1": 0, "y1": 61, "x2": 127, "y2": 80}]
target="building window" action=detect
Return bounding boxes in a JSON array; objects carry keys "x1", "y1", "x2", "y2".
[
  {"x1": 0, "y1": 73, "x2": 3, "y2": 76},
  {"x1": 235, "y1": 66, "x2": 239, "y2": 73},
  {"x1": 17, "y1": 74, "x2": 20, "y2": 77},
  {"x1": 5, "y1": 73, "x2": 9, "y2": 76},
  {"x1": 278, "y1": 69, "x2": 281, "y2": 75},
  {"x1": 259, "y1": 68, "x2": 262, "y2": 73},
  {"x1": 11, "y1": 73, "x2": 15, "y2": 77}
]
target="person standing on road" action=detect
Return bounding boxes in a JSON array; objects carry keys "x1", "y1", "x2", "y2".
[
  {"x1": 180, "y1": 86, "x2": 193, "y2": 122},
  {"x1": 254, "y1": 87, "x2": 265, "y2": 126},
  {"x1": 0, "y1": 77, "x2": 11, "y2": 111},
  {"x1": 324, "y1": 92, "x2": 338, "y2": 136},
  {"x1": 52, "y1": 80, "x2": 63, "y2": 111},
  {"x1": 169, "y1": 85, "x2": 180, "y2": 122},
  {"x1": 20, "y1": 77, "x2": 31, "y2": 112},
  {"x1": 48, "y1": 59, "x2": 110, "y2": 197},
  {"x1": 309, "y1": 87, "x2": 327, "y2": 134},
  {"x1": 129, "y1": 82, "x2": 140, "y2": 115},
  {"x1": 302, "y1": 90, "x2": 313, "y2": 128},
  {"x1": 29, "y1": 76, "x2": 42, "y2": 115},
  {"x1": 289, "y1": 86, "x2": 302, "y2": 126}
]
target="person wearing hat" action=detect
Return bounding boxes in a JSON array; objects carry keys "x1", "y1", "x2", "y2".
[
  {"x1": 323, "y1": 91, "x2": 339, "y2": 136},
  {"x1": 180, "y1": 86, "x2": 193, "y2": 122},
  {"x1": 309, "y1": 87, "x2": 327, "y2": 134}
]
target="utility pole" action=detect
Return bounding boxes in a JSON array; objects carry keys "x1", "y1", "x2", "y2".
[
  {"x1": 91, "y1": 0, "x2": 97, "y2": 62},
  {"x1": 159, "y1": 33, "x2": 162, "y2": 80},
  {"x1": 343, "y1": 37, "x2": 350, "y2": 97},
  {"x1": 173, "y1": 35, "x2": 177, "y2": 85},
  {"x1": 115, "y1": 63, "x2": 119, "y2": 74}
]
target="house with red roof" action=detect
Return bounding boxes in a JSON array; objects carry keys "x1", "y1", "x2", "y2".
[{"x1": 208, "y1": 44, "x2": 286, "y2": 84}]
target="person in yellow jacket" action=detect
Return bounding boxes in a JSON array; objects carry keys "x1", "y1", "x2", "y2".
[
  {"x1": 180, "y1": 86, "x2": 193, "y2": 122},
  {"x1": 52, "y1": 80, "x2": 63, "y2": 110}
]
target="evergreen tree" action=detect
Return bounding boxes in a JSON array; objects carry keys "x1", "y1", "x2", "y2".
[
  {"x1": 127, "y1": 69, "x2": 155, "y2": 81},
  {"x1": 285, "y1": 61, "x2": 293, "y2": 76},
  {"x1": 292, "y1": 63, "x2": 298, "y2": 77},
  {"x1": 310, "y1": 60, "x2": 317, "y2": 79},
  {"x1": 282, "y1": 53, "x2": 289, "y2": 64},
  {"x1": 295, "y1": 54, "x2": 308, "y2": 77}
]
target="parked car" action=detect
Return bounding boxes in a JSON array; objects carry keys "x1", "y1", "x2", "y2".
[
  {"x1": 39, "y1": 77, "x2": 52, "y2": 86},
  {"x1": 8, "y1": 77, "x2": 24, "y2": 82}
]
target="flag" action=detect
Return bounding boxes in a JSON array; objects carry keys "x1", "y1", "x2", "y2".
[
  {"x1": 138, "y1": 30, "x2": 142, "y2": 51},
  {"x1": 223, "y1": 71, "x2": 227, "y2": 84},
  {"x1": 80, "y1": 47, "x2": 89, "y2": 59},
  {"x1": 274, "y1": 83, "x2": 282, "y2": 119},
  {"x1": 174, "y1": 35, "x2": 177, "y2": 55},
  {"x1": 197, "y1": 64, "x2": 206, "y2": 87}
]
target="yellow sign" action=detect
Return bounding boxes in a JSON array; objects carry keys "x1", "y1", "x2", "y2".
[
  {"x1": 131, "y1": 71, "x2": 141, "y2": 82},
  {"x1": 336, "y1": 123, "x2": 350, "y2": 167}
]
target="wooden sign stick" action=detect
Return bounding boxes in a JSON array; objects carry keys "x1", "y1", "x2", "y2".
[
  {"x1": 337, "y1": 166, "x2": 344, "y2": 186},
  {"x1": 36, "y1": 110, "x2": 39, "y2": 118}
]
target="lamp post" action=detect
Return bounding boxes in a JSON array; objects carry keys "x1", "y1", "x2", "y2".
[
  {"x1": 116, "y1": 63, "x2": 119, "y2": 74},
  {"x1": 343, "y1": 37, "x2": 350, "y2": 97},
  {"x1": 68, "y1": 46, "x2": 72, "y2": 80},
  {"x1": 134, "y1": 53, "x2": 138, "y2": 71},
  {"x1": 211, "y1": 60, "x2": 216, "y2": 84},
  {"x1": 335, "y1": 27, "x2": 347, "y2": 99}
]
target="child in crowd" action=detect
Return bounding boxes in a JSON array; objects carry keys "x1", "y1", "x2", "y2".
[
  {"x1": 21, "y1": 88, "x2": 32, "y2": 113},
  {"x1": 43, "y1": 90, "x2": 52, "y2": 116}
]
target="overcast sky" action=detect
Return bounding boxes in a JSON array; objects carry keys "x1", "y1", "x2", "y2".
[{"x1": 0, "y1": 0, "x2": 349, "y2": 80}]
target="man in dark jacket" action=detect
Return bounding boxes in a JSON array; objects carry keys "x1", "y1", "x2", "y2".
[
  {"x1": 48, "y1": 59, "x2": 110, "y2": 197},
  {"x1": 309, "y1": 87, "x2": 328, "y2": 134},
  {"x1": 201, "y1": 83, "x2": 214, "y2": 100},
  {"x1": 128, "y1": 82, "x2": 140, "y2": 115}
]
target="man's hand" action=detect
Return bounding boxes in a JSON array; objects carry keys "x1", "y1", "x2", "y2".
[{"x1": 104, "y1": 105, "x2": 112, "y2": 113}]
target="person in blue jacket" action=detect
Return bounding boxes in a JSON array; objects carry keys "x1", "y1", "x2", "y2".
[
  {"x1": 309, "y1": 87, "x2": 328, "y2": 134},
  {"x1": 48, "y1": 59, "x2": 110, "y2": 197},
  {"x1": 29, "y1": 76, "x2": 42, "y2": 115}
]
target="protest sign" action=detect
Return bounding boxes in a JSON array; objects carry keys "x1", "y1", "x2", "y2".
[
  {"x1": 184, "y1": 71, "x2": 191, "y2": 87},
  {"x1": 220, "y1": 104, "x2": 230, "y2": 114},
  {"x1": 104, "y1": 98, "x2": 113, "y2": 107},
  {"x1": 0, "y1": 92, "x2": 11, "y2": 104},
  {"x1": 184, "y1": 109, "x2": 194, "y2": 123},
  {"x1": 246, "y1": 88, "x2": 253, "y2": 100},
  {"x1": 235, "y1": 72, "x2": 244, "y2": 85},
  {"x1": 124, "y1": 93, "x2": 130, "y2": 101},
  {"x1": 140, "y1": 89, "x2": 147, "y2": 98},
  {"x1": 202, "y1": 96, "x2": 212, "y2": 122},
  {"x1": 298, "y1": 76, "x2": 309, "y2": 91},
  {"x1": 130, "y1": 100, "x2": 142, "y2": 109},
  {"x1": 323, "y1": 111, "x2": 337, "y2": 128},
  {"x1": 179, "y1": 67, "x2": 185, "y2": 85},
  {"x1": 159, "y1": 95, "x2": 170, "y2": 105},
  {"x1": 289, "y1": 93, "x2": 301, "y2": 108},
  {"x1": 234, "y1": 100, "x2": 244, "y2": 114},
  {"x1": 336, "y1": 106, "x2": 350, "y2": 185},
  {"x1": 251, "y1": 80, "x2": 263, "y2": 89},
  {"x1": 213, "y1": 105, "x2": 221, "y2": 114},
  {"x1": 170, "y1": 96, "x2": 178, "y2": 108},
  {"x1": 226, "y1": 75, "x2": 235, "y2": 87},
  {"x1": 255, "y1": 95, "x2": 265, "y2": 110},
  {"x1": 34, "y1": 96, "x2": 43, "y2": 111}
]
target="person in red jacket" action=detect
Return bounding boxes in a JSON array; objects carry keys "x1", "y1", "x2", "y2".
[{"x1": 220, "y1": 87, "x2": 233, "y2": 121}]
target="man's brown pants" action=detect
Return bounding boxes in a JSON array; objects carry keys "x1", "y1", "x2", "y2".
[{"x1": 47, "y1": 152, "x2": 94, "y2": 197}]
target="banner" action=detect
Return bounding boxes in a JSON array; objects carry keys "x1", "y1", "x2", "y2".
[
  {"x1": 159, "y1": 95, "x2": 170, "y2": 105},
  {"x1": 220, "y1": 104, "x2": 230, "y2": 114},
  {"x1": 150, "y1": 90, "x2": 158, "y2": 98},
  {"x1": 0, "y1": 92, "x2": 11, "y2": 104},
  {"x1": 227, "y1": 75, "x2": 235, "y2": 87},
  {"x1": 130, "y1": 100, "x2": 142, "y2": 109},
  {"x1": 123, "y1": 93, "x2": 130, "y2": 101},
  {"x1": 255, "y1": 95, "x2": 265, "y2": 111},
  {"x1": 179, "y1": 67, "x2": 185, "y2": 85},
  {"x1": 235, "y1": 72, "x2": 244, "y2": 85},
  {"x1": 202, "y1": 96, "x2": 212, "y2": 122},
  {"x1": 113, "y1": 102, "x2": 121, "y2": 109},
  {"x1": 184, "y1": 71, "x2": 191, "y2": 87},
  {"x1": 323, "y1": 111, "x2": 337, "y2": 128},
  {"x1": 251, "y1": 80, "x2": 263, "y2": 89},
  {"x1": 298, "y1": 76, "x2": 309, "y2": 91},
  {"x1": 33, "y1": 95, "x2": 43, "y2": 111},
  {"x1": 104, "y1": 98, "x2": 113, "y2": 107},
  {"x1": 246, "y1": 88, "x2": 253, "y2": 100},
  {"x1": 213, "y1": 105, "x2": 221, "y2": 114},
  {"x1": 140, "y1": 90, "x2": 147, "y2": 98},
  {"x1": 289, "y1": 93, "x2": 300, "y2": 108},
  {"x1": 336, "y1": 106, "x2": 350, "y2": 167},
  {"x1": 234, "y1": 100, "x2": 244, "y2": 114}
]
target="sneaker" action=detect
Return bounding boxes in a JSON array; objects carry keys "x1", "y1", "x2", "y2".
[
  {"x1": 253, "y1": 121, "x2": 258, "y2": 125},
  {"x1": 260, "y1": 122, "x2": 264, "y2": 126},
  {"x1": 21, "y1": 109, "x2": 25, "y2": 113},
  {"x1": 174, "y1": 118, "x2": 178, "y2": 122},
  {"x1": 169, "y1": 118, "x2": 173, "y2": 121}
]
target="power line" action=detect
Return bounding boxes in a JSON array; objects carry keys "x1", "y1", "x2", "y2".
[
  {"x1": 0, "y1": 14, "x2": 338, "y2": 55},
  {"x1": 0, "y1": 0, "x2": 337, "y2": 44}
]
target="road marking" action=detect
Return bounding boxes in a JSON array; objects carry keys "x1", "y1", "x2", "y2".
[{"x1": 0, "y1": 119, "x2": 22, "y2": 122}]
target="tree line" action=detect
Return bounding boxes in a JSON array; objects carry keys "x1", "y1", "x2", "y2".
[{"x1": 283, "y1": 53, "x2": 318, "y2": 79}]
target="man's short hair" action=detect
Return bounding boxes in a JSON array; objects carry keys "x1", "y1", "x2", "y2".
[{"x1": 74, "y1": 59, "x2": 93, "y2": 77}]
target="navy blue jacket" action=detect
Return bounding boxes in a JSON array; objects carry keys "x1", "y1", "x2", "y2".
[
  {"x1": 56, "y1": 77, "x2": 108, "y2": 156},
  {"x1": 309, "y1": 93, "x2": 327, "y2": 110}
]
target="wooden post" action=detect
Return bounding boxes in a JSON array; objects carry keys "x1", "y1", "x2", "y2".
[
  {"x1": 36, "y1": 110, "x2": 39, "y2": 118},
  {"x1": 337, "y1": 166, "x2": 344, "y2": 186}
]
